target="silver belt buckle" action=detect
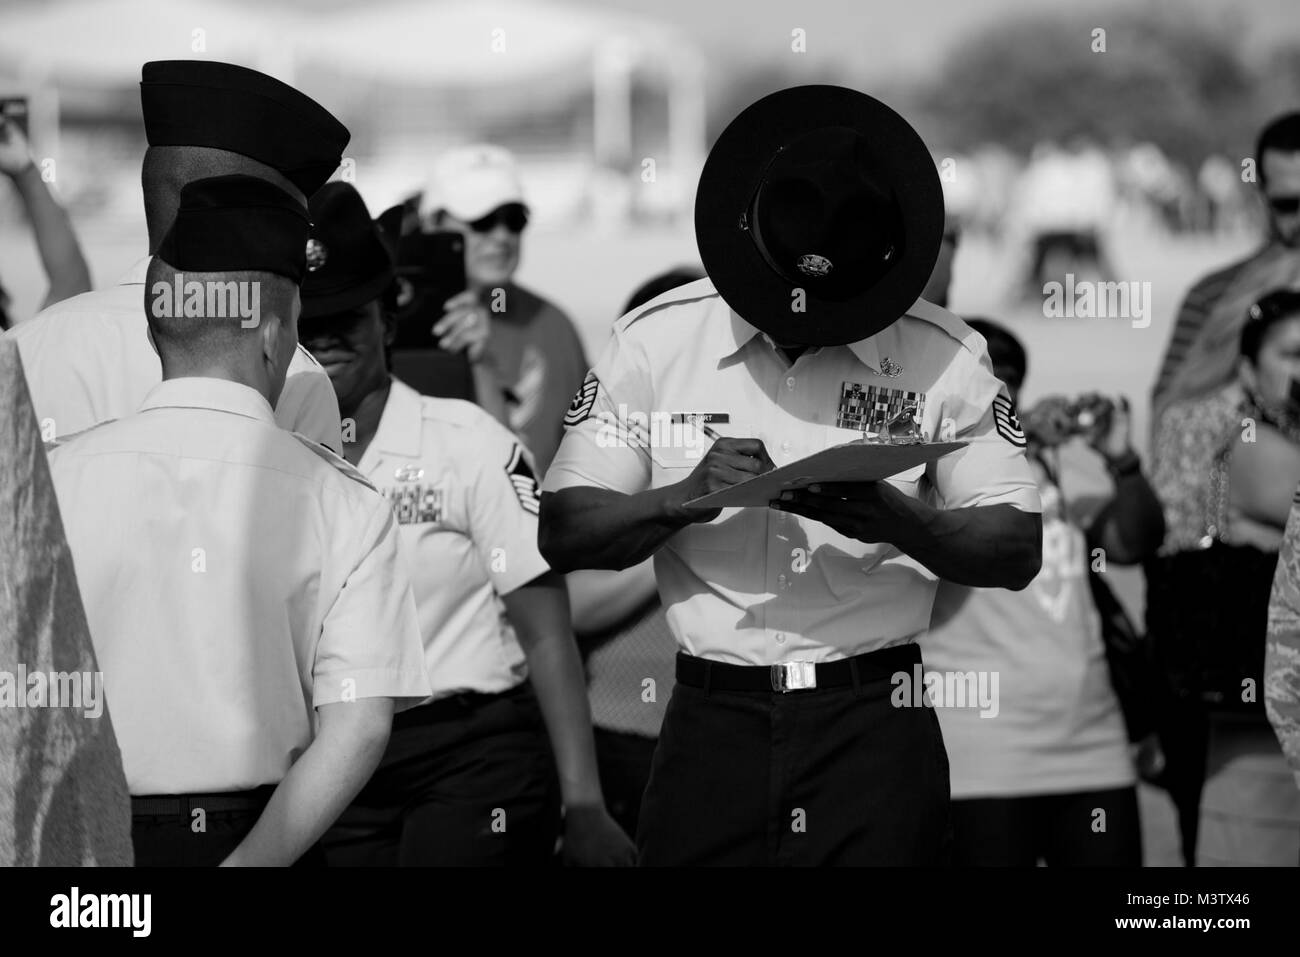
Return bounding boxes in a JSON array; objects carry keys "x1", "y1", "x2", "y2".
[{"x1": 771, "y1": 660, "x2": 817, "y2": 693}]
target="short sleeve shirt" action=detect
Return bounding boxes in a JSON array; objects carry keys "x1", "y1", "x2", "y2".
[
  {"x1": 543, "y1": 278, "x2": 1041, "y2": 665},
  {"x1": 359, "y1": 379, "x2": 551, "y2": 700},
  {"x1": 4, "y1": 258, "x2": 343, "y2": 451},
  {"x1": 47, "y1": 378, "x2": 429, "y2": 795}
]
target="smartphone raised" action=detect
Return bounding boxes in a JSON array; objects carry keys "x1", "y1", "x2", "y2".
[{"x1": 387, "y1": 229, "x2": 476, "y2": 400}]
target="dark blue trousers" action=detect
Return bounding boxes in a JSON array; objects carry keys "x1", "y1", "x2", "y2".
[{"x1": 637, "y1": 645, "x2": 952, "y2": 866}]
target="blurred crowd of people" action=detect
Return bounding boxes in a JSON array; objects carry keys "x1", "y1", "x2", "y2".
[{"x1": 3, "y1": 55, "x2": 1300, "y2": 868}]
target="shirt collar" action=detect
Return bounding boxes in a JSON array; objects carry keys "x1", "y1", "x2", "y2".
[
  {"x1": 716, "y1": 304, "x2": 883, "y2": 374},
  {"x1": 119, "y1": 256, "x2": 152, "y2": 286},
  {"x1": 139, "y1": 377, "x2": 276, "y2": 424},
  {"x1": 369, "y1": 377, "x2": 424, "y2": 459}
]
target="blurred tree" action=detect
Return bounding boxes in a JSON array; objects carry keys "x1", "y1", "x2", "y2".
[{"x1": 917, "y1": 8, "x2": 1271, "y2": 167}]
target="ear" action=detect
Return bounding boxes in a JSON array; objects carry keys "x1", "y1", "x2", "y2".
[{"x1": 260, "y1": 303, "x2": 285, "y2": 368}]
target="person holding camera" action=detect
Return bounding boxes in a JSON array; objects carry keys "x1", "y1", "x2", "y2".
[
  {"x1": 1148, "y1": 288, "x2": 1300, "y2": 866},
  {"x1": 923, "y1": 318, "x2": 1165, "y2": 866},
  {"x1": 298, "y1": 182, "x2": 632, "y2": 867},
  {"x1": 418, "y1": 144, "x2": 588, "y2": 474}
]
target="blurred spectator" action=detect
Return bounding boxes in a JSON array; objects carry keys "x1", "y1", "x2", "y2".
[
  {"x1": 1266, "y1": 486, "x2": 1300, "y2": 793},
  {"x1": 1197, "y1": 154, "x2": 1253, "y2": 237},
  {"x1": 1152, "y1": 112, "x2": 1300, "y2": 425},
  {"x1": 0, "y1": 117, "x2": 91, "y2": 329},
  {"x1": 420, "y1": 144, "x2": 588, "y2": 473},
  {"x1": 1147, "y1": 289, "x2": 1300, "y2": 866},
  {"x1": 565, "y1": 265, "x2": 703, "y2": 840},
  {"x1": 924, "y1": 319, "x2": 1162, "y2": 866},
  {"x1": 1009, "y1": 139, "x2": 1116, "y2": 298}
]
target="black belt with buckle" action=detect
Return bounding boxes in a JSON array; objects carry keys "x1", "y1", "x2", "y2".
[{"x1": 675, "y1": 644, "x2": 920, "y2": 693}]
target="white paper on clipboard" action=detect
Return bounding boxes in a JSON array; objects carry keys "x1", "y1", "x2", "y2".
[{"x1": 682, "y1": 440, "x2": 967, "y2": 509}]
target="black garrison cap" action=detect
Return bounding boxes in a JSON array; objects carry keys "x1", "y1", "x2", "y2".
[
  {"x1": 141, "y1": 60, "x2": 350, "y2": 197},
  {"x1": 156, "y1": 174, "x2": 311, "y2": 283}
]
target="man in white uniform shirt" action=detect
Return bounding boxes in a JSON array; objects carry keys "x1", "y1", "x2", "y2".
[
  {"x1": 47, "y1": 176, "x2": 430, "y2": 867},
  {"x1": 540, "y1": 86, "x2": 1043, "y2": 865},
  {"x1": 4, "y1": 60, "x2": 346, "y2": 451}
]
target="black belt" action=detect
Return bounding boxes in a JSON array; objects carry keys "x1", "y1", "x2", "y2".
[
  {"x1": 131, "y1": 784, "x2": 276, "y2": 817},
  {"x1": 393, "y1": 681, "x2": 531, "y2": 728},
  {"x1": 675, "y1": 644, "x2": 920, "y2": 693}
]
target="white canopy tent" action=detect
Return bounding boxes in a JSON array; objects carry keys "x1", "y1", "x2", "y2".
[{"x1": 0, "y1": 0, "x2": 297, "y2": 86}]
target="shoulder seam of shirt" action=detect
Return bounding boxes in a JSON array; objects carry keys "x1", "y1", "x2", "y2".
[
  {"x1": 901, "y1": 299, "x2": 982, "y2": 357},
  {"x1": 292, "y1": 432, "x2": 379, "y2": 492},
  {"x1": 616, "y1": 289, "x2": 721, "y2": 332}
]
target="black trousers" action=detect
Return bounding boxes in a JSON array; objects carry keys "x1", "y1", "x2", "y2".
[
  {"x1": 131, "y1": 786, "x2": 325, "y2": 867},
  {"x1": 950, "y1": 787, "x2": 1142, "y2": 866},
  {"x1": 593, "y1": 726, "x2": 658, "y2": 840},
  {"x1": 321, "y1": 683, "x2": 561, "y2": 866},
  {"x1": 637, "y1": 646, "x2": 951, "y2": 866}
]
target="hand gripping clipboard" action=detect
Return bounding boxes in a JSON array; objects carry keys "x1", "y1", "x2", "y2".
[{"x1": 682, "y1": 440, "x2": 968, "y2": 509}]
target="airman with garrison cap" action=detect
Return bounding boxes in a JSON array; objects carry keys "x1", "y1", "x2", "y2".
[
  {"x1": 47, "y1": 175, "x2": 430, "y2": 867},
  {"x1": 4, "y1": 59, "x2": 350, "y2": 451}
]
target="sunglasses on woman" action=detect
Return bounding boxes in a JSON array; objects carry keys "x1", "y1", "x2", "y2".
[
  {"x1": 1269, "y1": 196, "x2": 1300, "y2": 215},
  {"x1": 468, "y1": 203, "x2": 529, "y2": 234}
]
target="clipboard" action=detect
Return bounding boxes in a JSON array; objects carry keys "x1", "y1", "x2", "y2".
[{"x1": 683, "y1": 440, "x2": 967, "y2": 509}]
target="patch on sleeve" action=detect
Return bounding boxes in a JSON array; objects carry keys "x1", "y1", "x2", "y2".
[
  {"x1": 505, "y1": 443, "x2": 541, "y2": 516},
  {"x1": 563, "y1": 371, "x2": 599, "y2": 427},
  {"x1": 992, "y1": 394, "x2": 1026, "y2": 447}
]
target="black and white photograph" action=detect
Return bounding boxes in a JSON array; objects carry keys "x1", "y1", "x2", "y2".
[{"x1": 0, "y1": 0, "x2": 1297, "y2": 937}]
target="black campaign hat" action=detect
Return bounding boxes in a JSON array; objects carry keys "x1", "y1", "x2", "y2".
[
  {"x1": 301, "y1": 182, "x2": 395, "y2": 319},
  {"x1": 694, "y1": 85, "x2": 944, "y2": 347},
  {"x1": 141, "y1": 60, "x2": 350, "y2": 197},
  {"x1": 157, "y1": 174, "x2": 310, "y2": 282}
]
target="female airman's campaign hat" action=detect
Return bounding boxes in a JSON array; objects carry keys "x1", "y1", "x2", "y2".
[
  {"x1": 694, "y1": 85, "x2": 944, "y2": 347},
  {"x1": 300, "y1": 182, "x2": 395, "y2": 319},
  {"x1": 156, "y1": 174, "x2": 311, "y2": 282},
  {"x1": 141, "y1": 60, "x2": 350, "y2": 197}
]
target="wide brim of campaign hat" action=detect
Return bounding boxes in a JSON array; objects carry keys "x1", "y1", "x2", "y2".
[
  {"x1": 300, "y1": 182, "x2": 395, "y2": 320},
  {"x1": 694, "y1": 85, "x2": 944, "y2": 347}
]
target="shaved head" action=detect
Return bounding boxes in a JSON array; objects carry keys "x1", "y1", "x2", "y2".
[{"x1": 145, "y1": 256, "x2": 300, "y2": 404}]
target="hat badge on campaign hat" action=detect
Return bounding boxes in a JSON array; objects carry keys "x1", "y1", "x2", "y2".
[
  {"x1": 695, "y1": 85, "x2": 944, "y2": 347},
  {"x1": 305, "y1": 239, "x2": 328, "y2": 272},
  {"x1": 300, "y1": 182, "x2": 395, "y2": 320}
]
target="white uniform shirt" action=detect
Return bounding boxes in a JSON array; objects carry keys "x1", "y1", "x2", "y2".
[
  {"x1": 543, "y1": 278, "x2": 1041, "y2": 666},
  {"x1": 4, "y1": 258, "x2": 342, "y2": 450},
  {"x1": 47, "y1": 378, "x2": 430, "y2": 795},
  {"x1": 360, "y1": 379, "x2": 551, "y2": 700}
]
